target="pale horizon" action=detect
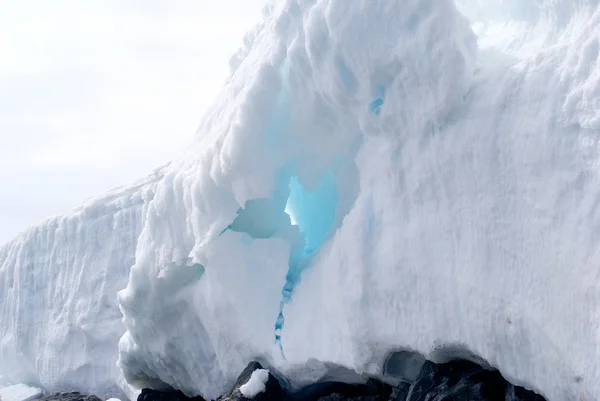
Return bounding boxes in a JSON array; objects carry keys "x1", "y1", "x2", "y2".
[{"x1": 0, "y1": 1, "x2": 264, "y2": 245}]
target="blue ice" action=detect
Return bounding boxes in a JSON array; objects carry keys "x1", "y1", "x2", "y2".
[
  {"x1": 275, "y1": 172, "x2": 339, "y2": 349},
  {"x1": 370, "y1": 85, "x2": 386, "y2": 116},
  {"x1": 285, "y1": 172, "x2": 338, "y2": 254}
]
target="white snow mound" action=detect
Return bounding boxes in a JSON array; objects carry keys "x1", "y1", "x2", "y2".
[
  {"x1": 239, "y1": 369, "x2": 269, "y2": 399},
  {"x1": 0, "y1": 384, "x2": 43, "y2": 401}
]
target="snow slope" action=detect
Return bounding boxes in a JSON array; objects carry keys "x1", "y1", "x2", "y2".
[
  {"x1": 0, "y1": 167, "x2": 164, "y2": 399},
  {"x1": 116, "y1": 0, "x2": 600, "y2": 400}
]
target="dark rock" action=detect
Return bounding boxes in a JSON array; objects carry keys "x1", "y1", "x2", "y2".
[
  {"x1": 291, "y1": 377, "x2": 392, "y2": 401},
  {"x1": 137, "y1": 388, "x2": 205, "y2": 401},
  {"x1": 507, "y1": 385, "x2": 546, "y2": 401},
  {"x1": 405, "y1": 360, "x2": 506, "y2": 401},
  {"x1": 313, "y1": 392, "x2": 386, "y2": 400},
  {"x1": 140, "y1": 357, "x2": 546, "y2": 401},
  {"x1": 403, "y1": 360, "x2": 545, "y2": 401},
  {"x1": 219, "y1": 361, "x2": 285, "y2": 401},
  {"x1": 34, "y1": 392, "x2": 102, "y2": 401},
  {"x1": 404, "y1": 361, "x2": 438, "y2": 401},
  {"x1": 291, "y1": 382, "x2": 366, "y2": 400},
  {"x1": 363, "y1": 378, "x2": 392, "y2": 399},
  {"x1": 388, "y1": 382, "x2": 410, "y2": 401}
]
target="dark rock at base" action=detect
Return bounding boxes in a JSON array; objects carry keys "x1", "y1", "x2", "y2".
[
  {"x1": 507, "y1": 385, "x2": 546, "y2": 401},
  {"x1": 219, "y1": 361, "x2": 285, "y2": 401},
  {"x1": 388, "y1": 383, "x2": 410, "y2": 401},
  {"x1": 292, "y1": 378, "x2": 392, "y2": 401},
  {"x1": 403, "y1": 360, "x2": 544, "y2": 401},
  {"x1": 406, "y1": 359, "x2": 504, "y2": 401},
  {"x1": 137, "y1": 357, "x2": 546, "y2": 401},
  {"x1": 291, "y1": 382, "x2": 366, "y2": 400},
  {"x1": 138, "y1": 388, "x2": 205, "y2": 401},
  {"x1": 314, "y1": 393, "x2": 388, "y2": 400},
  {"x1": 34, "y1": 392, "x2": 103, "y2": 401}
]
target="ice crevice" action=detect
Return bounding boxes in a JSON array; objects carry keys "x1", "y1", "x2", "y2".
[{"x1": 223, "y1": 165, "x2": 350, "y2": 354}]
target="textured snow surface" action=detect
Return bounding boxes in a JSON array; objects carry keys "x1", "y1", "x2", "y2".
[
  {"x1": 0, "y1": 384, "x2": 43, "y2": 401},
  {"x1": 2, "y1": 0, "x2": 600, "y2": 400},
  {"x1": 239, "y1": 369, "x2": 269, "y2": 398},
  {"x1": 0, "y1": 168, "x2": 164, "y2": 400},
  {"x1": 116, "y1": 1, "x2": 600, "y2": 400}
]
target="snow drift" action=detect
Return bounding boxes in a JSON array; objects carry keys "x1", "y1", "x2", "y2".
[{"x1": 1, "y1": 0, "x2": 600, "y2": 400}]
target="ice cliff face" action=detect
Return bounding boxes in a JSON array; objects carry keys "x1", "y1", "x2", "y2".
[
  {"x1": 2, "y1": 0, "x2": 600, "y2": 400},
  {"x1": 117, "y1": 0, "x2": 600, "y2": 400},
  {"x1": 0, "y1": 168, "x2": 164, "y2": 399}
]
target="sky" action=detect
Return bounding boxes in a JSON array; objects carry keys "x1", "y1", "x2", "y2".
[{"x1": 0, "y1": 0, "x2": 264, "y2": 245}]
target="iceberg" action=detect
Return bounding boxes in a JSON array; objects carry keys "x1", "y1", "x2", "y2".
[
  {"x1": 117, "y1": 0, "x2": 600, "y2": 400},
  {"x1": 2, "y1": 0, "x2": 600, "y2": 400}
]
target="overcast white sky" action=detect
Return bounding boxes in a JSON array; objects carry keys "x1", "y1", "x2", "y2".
[{"x1": 0, "y1": 0, "x2": 264, "y2": 244}]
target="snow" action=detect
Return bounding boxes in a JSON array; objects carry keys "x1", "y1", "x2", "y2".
[
  {"x1": 239, "y1": 369, "x2": 269, "y2": 398},
  {"x1": 0, "y1": 168, "x2": 164, "y2": 400},
  {"x1": 116, "y1": 0, "x2": 600, "y2": 400},
  {"x1": 1, "y1": 1, "x2": 600, "y2": 401},
  {"x1": 0, "y1": 384, "x2": 43, "y2": 401}
]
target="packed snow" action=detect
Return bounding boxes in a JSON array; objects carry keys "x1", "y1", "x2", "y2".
[
  {"x1": 239, "y1": 369, "x2": 269, "y2": 398},
  {"x1": 1, "y1": 0, "x2": 599, "y2": 401},
  {"x1": 0, "y1": 384, "x2": 43, "y2": 401}
]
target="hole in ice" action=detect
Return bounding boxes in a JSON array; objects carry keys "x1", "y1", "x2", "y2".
[
  {"x1": 276, "y1": 172, "x2": 340, "y2": 349},
  {"x1": 285, "y1": 172, "x2": 339, "y2": 254},
  {"x1": 429, "y1": 343, "x2": 493, "y2": 370},
  {"x1": 213, "y1": 166, "x2": 347, "y2": 354},
  {"x1": 228, "y1": 198, "x2": 291, "y2": 239},
  {"x1": 383, "y1": 350, "x2": 426, "y2": 385}
]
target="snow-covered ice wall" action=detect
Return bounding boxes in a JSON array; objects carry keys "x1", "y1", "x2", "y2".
[
  {"x1": 0, "y1": 168, "x2": 163, "y2": 399},
  {"x1": 1, "y1": 0, "x2": 600, "y2": 400},
  {"x1": 116, "y1": 0, "x2": 600, "y2": 400}
]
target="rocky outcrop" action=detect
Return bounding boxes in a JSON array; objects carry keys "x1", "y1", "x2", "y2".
[
  {"x1": 33, "y1": 392, "x2": 103, "y2": 401},
  {"x1": 291, "y1": 378, "x2": 392, "y2": 401},
  {"x1": 403, "y1": 360, "x2": 545, "y2": 401},
  {"x1": 217, "y1": 362, "x2": 284, "y2": 401},
  {"x1": 138, "y1": 357, "x2": 546, "y2": 401},
  {"x1": 137, "y1": 388, "x2": 205, "y2": 401}
]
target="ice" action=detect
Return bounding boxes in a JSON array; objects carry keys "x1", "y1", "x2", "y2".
[
  {"x1": 239, "y1": 369, "x2": 269, "y2": 398},
  {"x1": 0, "y1": 384, "x2": 43, "y2": 401},
  {"x1": 285, "y1": 173, "x2": 338, "y2": 254},
  {"x1": 0, "y1": 168, "x2": 164, "y2": 400},
  {"x1": 1, "y1": 0, "x2": 600, "y2": 400},
  {"x1": 117, "y1": 0, "x2": 600, "y2": 400}
]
